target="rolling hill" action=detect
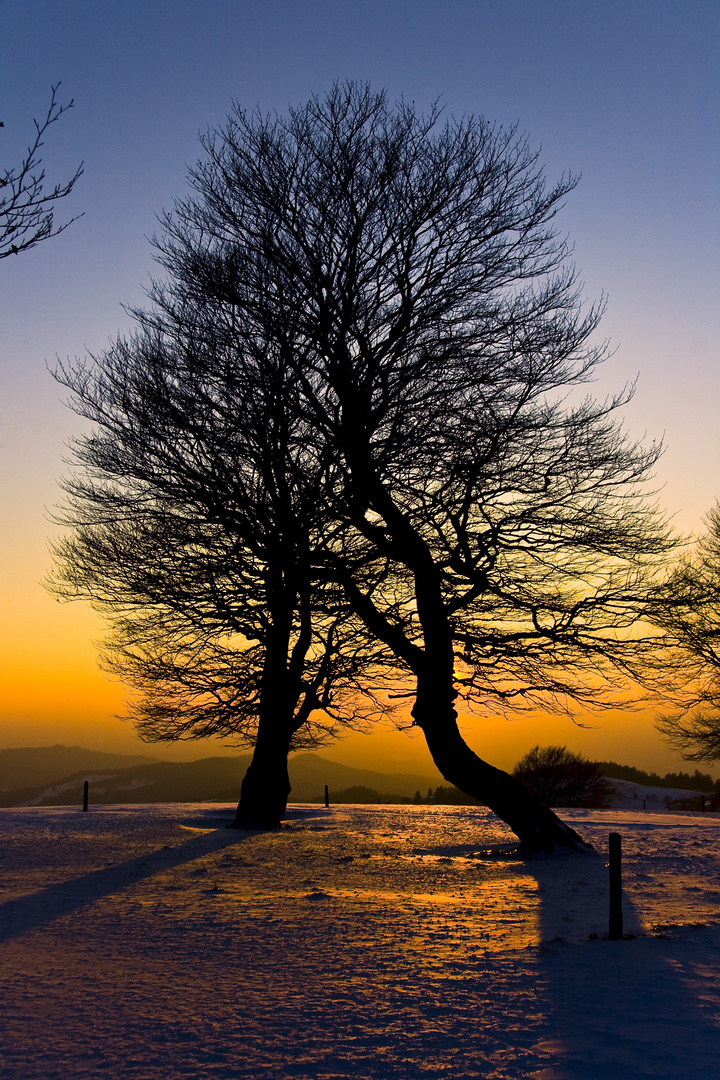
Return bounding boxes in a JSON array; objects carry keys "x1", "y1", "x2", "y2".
[
  {"x1": 0, "y1": 745, "x2": 163, "y2": 791},
  {"x1": 0, "y1": 746, "x2": 440, "y2": 808}
]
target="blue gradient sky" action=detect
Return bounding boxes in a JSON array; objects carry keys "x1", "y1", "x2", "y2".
[{"x1": 1, "y1": 0, "x2": 718, "y2": 772}]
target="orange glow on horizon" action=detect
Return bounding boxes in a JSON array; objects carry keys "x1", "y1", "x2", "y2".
[{"x1": 1, "y1": 543, "x2": 712, "y2": 776}]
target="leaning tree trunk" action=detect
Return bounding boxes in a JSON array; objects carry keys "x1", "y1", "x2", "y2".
[{"x1": 412, "y1": 681, "x2": 590, "y2": 855}]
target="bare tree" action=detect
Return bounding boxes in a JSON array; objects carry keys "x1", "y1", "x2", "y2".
[
  {"x1": 51, "y1": 297, "x2": 387, "y2": 826},
  {"x1": 1, "y1": 85, "x2": 83, "y2": 259},
  {"x1": 653, "y1": 502, "x2": 720, "y2": 761},
  {"x1": 512, "y1": 745, "x2": 613, "y2": 808},
  {"x1": 150, "y1": 83, "x2": 677, "y2": 851}
]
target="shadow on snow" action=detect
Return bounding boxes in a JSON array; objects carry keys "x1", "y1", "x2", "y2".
[{"x1": 0, "y1": 811, "x2": 248, "y2": 945}]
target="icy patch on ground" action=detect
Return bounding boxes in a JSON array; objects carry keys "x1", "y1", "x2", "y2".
[{"x1": 1, "y1": 803, "x2": 719, "y2": 1078}]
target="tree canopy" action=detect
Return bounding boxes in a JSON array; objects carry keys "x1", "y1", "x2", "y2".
[
  {"x1": 653, "y1": 502, "x2": 720, "y2": 761},
  {"x1": 513, "y1": 745, "x2": 613, "y2": 808},
  {"x1": 52, "y1": 83, "x2": 678, "y2": 847}
]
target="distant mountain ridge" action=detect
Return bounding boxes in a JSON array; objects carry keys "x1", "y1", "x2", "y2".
[
  {"x1": 0, "y1": 745, "x2": 163, "y2": 791},
  {"x1": 0, "y1": 745, "x2": 440, "y2": 808},
  {"x1": 0, "y1": 745, "x2": 716, "y2": 812}
]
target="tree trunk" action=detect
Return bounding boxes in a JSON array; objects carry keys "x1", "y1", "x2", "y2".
[
  {"x1": 412, "y1": 688, "x2": 591, "y2": 855},
  {"x1": 231, "y1": 571, "x2": 300, "y2": 829},
  {"x1": 231, "y1": 725, "x2": 293, "y2": 829}
]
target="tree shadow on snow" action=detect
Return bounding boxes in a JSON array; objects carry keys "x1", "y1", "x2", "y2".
[
  {"x1": 0, "y1": 815, "x2": 251, "y2": 945},
  {"x1": 526, "y1": 849, "x2": 720, "y2": 1079}
]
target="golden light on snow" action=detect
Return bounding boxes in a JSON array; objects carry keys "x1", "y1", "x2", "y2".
[{"x1": 2, "y1": 802, "x2": 720, "y2": 1076}]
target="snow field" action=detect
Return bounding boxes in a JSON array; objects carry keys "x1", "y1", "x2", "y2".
[{"x1": 1, "y1": 803, "x2": 719, "y2": 1078}]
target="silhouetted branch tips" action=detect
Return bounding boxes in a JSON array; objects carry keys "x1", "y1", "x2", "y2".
[
  {"x1": 608, "y1": 832, "x2": 622, "y2": 939},
  {"x1": 1, "y1": 84, "x2": 84, "y2": 259}
]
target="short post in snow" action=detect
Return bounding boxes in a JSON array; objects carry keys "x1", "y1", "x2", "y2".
[
  {"x1": 324, "y1": 784, "x2": 330, "y2": 808},
  {"x1": 608, "y1": 832, "x2": 622, "y2": 940},
  {"x1": 82, "y1": 779, "x2": 89, "y2": 812},
  {"x1": 701, "y1": 794, "x2": 706, "y2": 814}
]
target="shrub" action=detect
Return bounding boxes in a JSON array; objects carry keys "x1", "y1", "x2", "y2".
[{"x1": 513, "y1": 745, "x2": 613, "y2": 808}]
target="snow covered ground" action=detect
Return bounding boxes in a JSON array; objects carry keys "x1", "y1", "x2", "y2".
[
  {"x1": 606, "y1": 778, "x2": 717, "y2": 811},
  {"x1": 1, "y1": 803, "x2": 719, "y2": 1079}
]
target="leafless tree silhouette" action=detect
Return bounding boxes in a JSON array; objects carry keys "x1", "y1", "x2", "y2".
[
  {"x1": 653, "y1": 502, "x2": 720, "y2": 761},
  {"x1": 54, "y1": 83, "x2": 677, "y2": 849},
  {"x1": 51, "y1": 300, "x2": 388, "y2": 826},
  {"x1": 513, "y1": 745, "x2": 613, "y2": 808}
]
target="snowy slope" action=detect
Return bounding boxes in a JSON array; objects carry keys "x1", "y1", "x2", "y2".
[
  {"x1": 1, "y1": 803, "x2": 719, "y2": 1079},
  {"x1": 607, "y1": 777, "x2": 717, "y2": 810}
]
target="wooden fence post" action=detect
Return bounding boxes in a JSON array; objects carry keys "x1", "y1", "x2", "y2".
[
  {"x1": 608, "y1": 832, "x2": 622, "y2": 939},
  {"x1": 82, "y1": 780, "x2": 89, "y2": 812},
  {"x1": 324, "y1": 784, "x2": 329, "y2": 808}
]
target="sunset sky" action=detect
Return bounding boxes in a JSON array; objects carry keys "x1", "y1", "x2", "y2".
[{"x1": 1, "y1": 0, "x2": 718, "y2": 775}]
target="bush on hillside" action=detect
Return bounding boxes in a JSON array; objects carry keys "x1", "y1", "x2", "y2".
[{"x1": 513, "y1": 745, "x2": 614, "y2": 808}]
